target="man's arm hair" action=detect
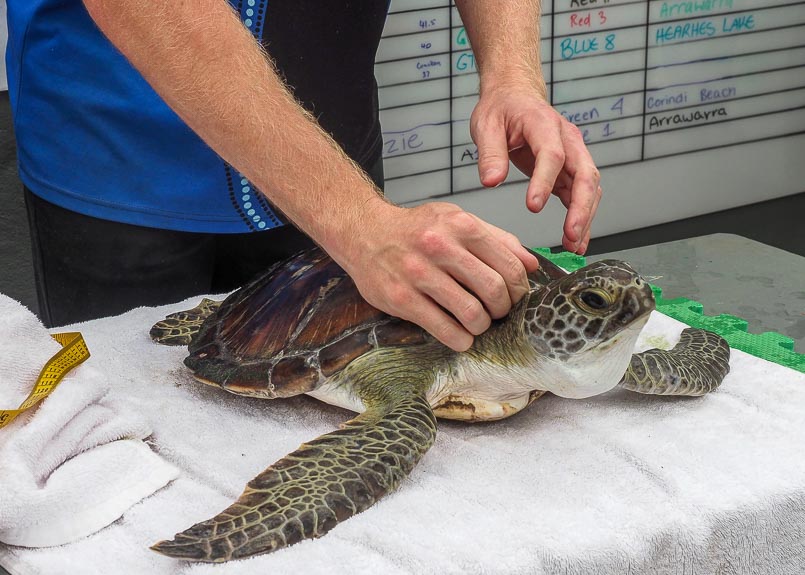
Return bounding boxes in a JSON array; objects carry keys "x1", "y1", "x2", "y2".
[
  {"x1": 454, "y1": 0, "x2": 546, "y2": 98},
  {"x1": 83, "y1": 0, "x2": 388, "y2": 259}
]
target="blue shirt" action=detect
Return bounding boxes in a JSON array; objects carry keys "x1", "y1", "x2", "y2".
[{"x1": 5, "y1": 1, "x2": 386, "y2": 233}]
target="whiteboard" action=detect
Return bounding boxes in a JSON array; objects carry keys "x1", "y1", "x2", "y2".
[{"x1": 375, "y1": 0, "x2": 805, "y2": 247}]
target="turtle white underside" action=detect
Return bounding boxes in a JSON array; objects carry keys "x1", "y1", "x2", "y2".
[
  {"x1": 305, "y1": 315, "x2": 647, "y2": 419},
  {"x1": 533, "y1": 317, "x2": 648, "y2": 399},
  {"x1": 306, "y1": 374, "x2": 535, "y2": 422}
]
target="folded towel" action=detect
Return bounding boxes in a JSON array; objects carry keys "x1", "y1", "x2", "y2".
[
  {"x1": 0, "y1": 294, "x2": 179, "y2": 547},
  {"x1": 0, "y1": 298, "x2": 804, "y2": 574}
]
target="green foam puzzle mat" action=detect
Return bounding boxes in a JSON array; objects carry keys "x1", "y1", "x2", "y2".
[{"x1": 535, "y1": 248, "x2": 805, "y2": 374}]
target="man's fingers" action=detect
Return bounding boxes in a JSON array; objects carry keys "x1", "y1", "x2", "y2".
[
  {"x1": 420, "y1": 275, "x2": 492, "y2": 337},
  {"x1": 523, "y1": 121, "x2": 564, "y2": 213},
  {"x1": 456, "y1": 232, "x2": 531, "y2": 318},
  {"x1": 415, "y1": 232, "x2": 527, "y2": 322},
  {"x1": 473, "y1": 114, "x2": 510, "y2": 187},
  {"x1": 579, "y1": 185, "x2": 602, "y2": 247},
  {"x1": 563, "y1": 170, "x2": 601, "y2": 250},
  {"x1": 559, "y1": 122, "x2": 601, "y2": 246},
  {"x1": 554, "y1": 169, "x2": 574, "y2": 194},
  {"x1": 579, "y1": 229, "x2": 591, "y2": 253},
  {"x1": 509, "y1": 146, "x2": 535, "y2": 179},
  {"x1": 558, "y1": 184, "x2": 599, "y2": 253},
  {"x1": 399, "y1": 292, "x2": 475, "y2": 352},
  {"x1": 486, "y1": 223, "x2": 540, "y2": 273}
]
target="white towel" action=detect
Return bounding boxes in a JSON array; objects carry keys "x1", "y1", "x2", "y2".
[
  {"x1": 0, "y1": 295, "x2": 179, "y2": 548},
  {"x1": 1, "y1": 298, "x2": 804, "y2": 574}
]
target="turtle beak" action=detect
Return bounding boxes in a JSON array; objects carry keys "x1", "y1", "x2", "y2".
[{"x1": 615, "y1": 278, "x2": 655, "y2": 328}]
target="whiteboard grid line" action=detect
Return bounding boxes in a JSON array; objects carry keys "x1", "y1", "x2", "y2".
[
  {"x1": 641, "y1": 0, "x2": 651, "y2": 161},
  {"x1": 381, "y1": 72, "x2": 805, "y2": 159},
  {"x1": 553, "y1": 0, "x2": 805, "y2": 31},
  {"x1": 643, "y1": 103, "x2": 805, "y2": 136},
  {"x1": 376, "y1": 21, "x2": 805, "y2": 70},
  {"x1": 377, "y1": 48, "x2": 805, "y2": 109},
  {"x1": 379, "y1": 1, "x2": 805, "y2": 53},
  {"x1": 386, "y1": 127, "x2": 805, "y2": 193},
  {"x1": 384, "y1": 0, "x2": 804, "y2": 21},
  {"x1": 448, "y1": 0, "x2": 455, "y2": 195},
  {"x1": 388, "y1": 1, "x2": 459, "y2": 16},
  {"x1": 383, "y1": 105, "x2": 805, "y2": 181},
  {"x1": 550, "y1": 0, "x2": 556, "y2": 104}
]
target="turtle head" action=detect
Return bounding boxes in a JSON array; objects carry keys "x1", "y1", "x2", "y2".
[{"x1": 523, "y1": 260, "x2": 655, "y2": 399}]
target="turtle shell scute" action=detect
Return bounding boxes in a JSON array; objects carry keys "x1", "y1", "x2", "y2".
[{"x1": 186, "y1": 248, "x2": 425, "y2": 394}]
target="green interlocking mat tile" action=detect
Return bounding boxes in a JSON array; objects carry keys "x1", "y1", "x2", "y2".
[{"x1": 535, "y1": 248, "x2": 805, "y2": 374}]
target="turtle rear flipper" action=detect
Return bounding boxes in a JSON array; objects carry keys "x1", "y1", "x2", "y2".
[
  {"x1": 150, "y1": 298, "x2": 221, "y2": 346},
  {"x1": 151, "y1": 352, "x2": 438, "y2": 562},
  {"x1": 618, "y1": 328, "x2": 730, "y2": 396}
]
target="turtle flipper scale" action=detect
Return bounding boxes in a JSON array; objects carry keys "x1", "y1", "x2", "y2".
[
  {"x1": 150, "y1": 298, "x2": 222, "y2": 346},
  {"x1": 618, "y1": 327, "x2": 730, "y2": 396},
  {"x1": 151, "y1": 354, "x2": 438, "y2": 562}
]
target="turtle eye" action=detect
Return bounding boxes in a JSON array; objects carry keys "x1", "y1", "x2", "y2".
[{"x1": 578, "y1": 289, "x2": 611, "y2": 312}]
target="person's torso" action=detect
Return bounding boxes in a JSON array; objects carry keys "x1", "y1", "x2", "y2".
[{"x1": 5, "y1": 0, "x2": 388, "y2": 232}]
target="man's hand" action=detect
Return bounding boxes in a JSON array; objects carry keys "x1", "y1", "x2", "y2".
[
  {"x1": 453, "y1": 0, "x2": 602, "y2": 254},
  {"x1": 470, "y1": 81, "x2": 602, "y2": 254},
  {"x1": 337, "y1": 201, "x2": 539, "y2": 352},
  {"x1": 84, "y1": 0, "x2": 543, "y2": 351}
]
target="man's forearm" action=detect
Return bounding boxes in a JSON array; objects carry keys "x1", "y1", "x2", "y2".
[
  {"x1": 83, "y1": 0, "x2": 388, "y2": 259},
  {"x1": 81, "y1": 0, "x2": 553, "y2": 352},
  {"x1": 454, "y1": 0, "x2": 546, "y2": 98},
  {"x1": 454, "y1": 0, "x2": 600, "y2": 255}
]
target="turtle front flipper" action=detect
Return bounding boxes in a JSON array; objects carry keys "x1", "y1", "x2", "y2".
[
  {"x1": 150, "y1": 298, "x2": 221, "y2": 346},
  {"x1": 151, "y1": 351, "x2": 438, "y2": 562},
  {"x1": 618, "y1": 328, "x2": 730, "y2": 396}
]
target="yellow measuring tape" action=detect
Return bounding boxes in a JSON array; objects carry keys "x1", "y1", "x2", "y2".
[{"x1": 0, "y1": 332, "x2": 90, "y2": 429}]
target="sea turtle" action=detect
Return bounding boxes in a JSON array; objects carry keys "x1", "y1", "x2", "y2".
[{"x1": 149, "y1": 247, "x2": 730, "y2": 562}]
